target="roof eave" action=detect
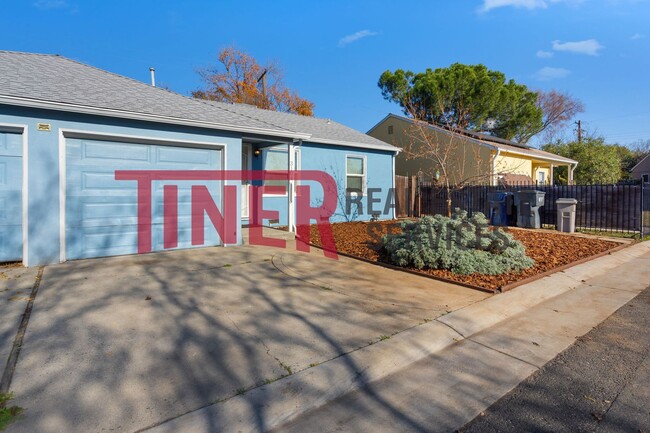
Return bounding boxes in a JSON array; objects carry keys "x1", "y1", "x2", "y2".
[
  {"x1": 0, "y1": 95, "x2": 312, "y2": 141},
  {"x1": 306, "y1": 136, "x2": 401, "y2": 153}
]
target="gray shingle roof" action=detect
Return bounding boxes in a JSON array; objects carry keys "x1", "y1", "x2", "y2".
[
  {"x1": 0, "y1": 50, "x2": 398, "y2": 152},
  {"x1": 206, "y1": 100, "x2": 398, "y2": 150}
]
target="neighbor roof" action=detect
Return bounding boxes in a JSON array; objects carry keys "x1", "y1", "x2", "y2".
[
  {"x1": 369, "y1": 114, "x2": 577, "y2": 165},
  {"x1": 0, "y1": 50, "x2": 398, "y2": 152}
]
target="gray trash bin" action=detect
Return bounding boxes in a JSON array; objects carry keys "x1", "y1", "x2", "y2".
[
  {"x1": 514, "y1": 190, "x2": 546, "y2": 229},
  {"x1": 556, "y1": 198, "x2": 578, "y2": 233}
]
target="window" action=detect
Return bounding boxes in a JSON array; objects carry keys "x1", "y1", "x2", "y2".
[
  {"x1": 643, "y1": 174, "x2": 649, "y2": 183},
  {"x1": 537, "y1": 171, "x2": 546, "y2": 184},
  {"x1": 387, "y1": 125, "x2": 394, "y2": 135},
  {"x1": 263, "y1": 146, "x2": 288, "y2": 192},
  {"x1": 346, "y1": 156, "x2": 366, "y2": 194}
]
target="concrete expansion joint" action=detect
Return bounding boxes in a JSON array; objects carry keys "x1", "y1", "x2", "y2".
[
  {"x1": 434, "y1": 317, "x2": 467, "y2": 339},
  {"x1": 466, "y1": 337, "x2": 542, "y2": 369}
]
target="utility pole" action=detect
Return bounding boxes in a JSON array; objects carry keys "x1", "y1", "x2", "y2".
[{"x1": 575, "y1": 120, "x2": 582, "y2": 143}]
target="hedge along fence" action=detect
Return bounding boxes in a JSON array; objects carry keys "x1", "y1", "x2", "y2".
[{"x1": 418, "y1": 182, "x2": 646, "y2": 234}]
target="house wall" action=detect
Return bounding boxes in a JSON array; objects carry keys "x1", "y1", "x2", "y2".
[
  {"x1": 494, "y1": 153, "x2": 533, "y2": 178},
  {"x1": 369, "y1": 116, "x2": 493, "y2": 184},
  {"x1": 632, "y1": 155, "x2": 650, "y2": 182},
  {"x1": 247, "y1": 142, "x2": 396, "y2": 225},
  {"x1": 0, "y1": 104, "x2": 242, "y2": 266},
  {"x1": 532, "y1": 164, "x2": 552, "y2": 185},
  {"x1": 300, "y1": 142, "x2": 395, "y2": 223}
]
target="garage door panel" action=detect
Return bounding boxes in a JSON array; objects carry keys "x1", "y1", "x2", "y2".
[
  {"x1": 66, "y1": 138, "x2": 222, "y2": 260},
  {"x1": 67, "y1": 225, "x2": 140, "y2": 260},
  {"x1": 0, "y1": 132, "x2": 21, "y2": 156},
  {"x1": 0, "y1": 131, "x2": 22, "y2": 262},
  {"x1": 82, "y1": 140, "x2": 151, "y2": 162},
  {"x1": 156, "y1": 146, "x2": 218, "y2": 166}
]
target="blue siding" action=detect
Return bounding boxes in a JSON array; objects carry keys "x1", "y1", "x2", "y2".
[
  {"x1": 0, "y1": 105, "x2": 394, "y2": 265},
  {"x1": 299, "y1": 142, "x2": 395, "y2": 223},
  {"x1": 0, "y1": 105, "x2": 242, "y2": 266},
  {"x1": 0, "y1": 131, "x2": 22, "y2": 262},
  {"x1": 65, "y1": 138, "x2": 222, "y2": 260}
]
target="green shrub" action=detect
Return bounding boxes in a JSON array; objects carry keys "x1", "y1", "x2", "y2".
[
  {"x1": 0, "y1": 392, "x2": 23, "y2": 431},
  {"x1": 381, "y1": 210, "x2": 534, "y2": 275}
]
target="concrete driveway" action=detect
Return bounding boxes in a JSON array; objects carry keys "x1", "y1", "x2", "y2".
[{"x1": 3, "y1": 242, "x2": 487, "y2": 433}]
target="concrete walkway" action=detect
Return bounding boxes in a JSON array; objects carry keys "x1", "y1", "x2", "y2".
[
  {"x1": 146, "y1": 241, "x2": 650, "y2": 433},
  {"x1": 3, "y1": 242, "x2": 485, "y2": 433}
]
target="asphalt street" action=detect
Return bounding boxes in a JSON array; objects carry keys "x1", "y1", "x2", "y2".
[{"x1": 459, "y1": 285, "x2": 650, "y2": 433}]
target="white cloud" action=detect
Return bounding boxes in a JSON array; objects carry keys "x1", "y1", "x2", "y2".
[
  {"x1": 552, "y1": 39, "x2": 604, "y2": 55},
  {"x1": 536, "y1": 50, "x2": 554, "y2": 58},
  {"x1": 338, "y1": 30, "x2": 378, "y2": 47},
  {"x1": 631, "y1": 33, "x2": 645, "y2": 40},
  {"x1": 533, "y1": 67, "x2": 571, "y2": 81},
  {"x1": 479, "y1": 0, "x2": 583, "y2": 12},
  {"x1": 34, "y1": 0, "x2": 68, "y2": 9}
]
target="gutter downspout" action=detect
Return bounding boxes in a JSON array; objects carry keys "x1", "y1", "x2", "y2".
[{"x1": 569, "y1": 162, "x2": 578, "y2": 185}]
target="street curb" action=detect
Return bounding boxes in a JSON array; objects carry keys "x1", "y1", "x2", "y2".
[{"x1": 141, "y1": 241, "x2": 650, "y2": 433}]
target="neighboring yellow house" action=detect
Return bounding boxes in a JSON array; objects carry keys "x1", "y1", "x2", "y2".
[{"x1": 368, "y1": 114, "x2": 578, "y2": 186}]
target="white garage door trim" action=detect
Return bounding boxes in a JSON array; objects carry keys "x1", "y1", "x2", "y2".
[
  {"x1": 58, "y1": 128, "x2": 228, "y2": 263},
  {"x1": 0, "y1": 122, "x2": 28, "y2": 266}
]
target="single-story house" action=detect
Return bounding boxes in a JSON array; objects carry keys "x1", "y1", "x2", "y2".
[
  {"x1": 0, "y1": 50, "x2": 398, "y2": 266},
  {"x1": 631, "y1": 153, "x2": 650, "y2": 183},
  {"x1": 368, "y1": 114, "x2": 577, "y2": 186}
]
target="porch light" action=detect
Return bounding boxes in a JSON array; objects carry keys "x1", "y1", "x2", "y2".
[{"x1": 253, "y1": 148, "x2": 261, "y2": 157}]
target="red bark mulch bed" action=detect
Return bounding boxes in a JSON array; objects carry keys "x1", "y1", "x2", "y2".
[{"x1": 309, "y1": 220, "x2": 623, "y2": 292}]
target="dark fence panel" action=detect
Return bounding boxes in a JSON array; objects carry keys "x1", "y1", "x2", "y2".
[{"x1": 418, "y1": 182, "x2": 644, "y2": 234}]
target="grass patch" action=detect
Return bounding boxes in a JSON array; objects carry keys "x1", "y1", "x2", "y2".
[
  {"x1": 379, "y1": 335, "x2": 390, "y2": 341},
  {"x1": 577, "y1": 229, "x2": 640, "y2": 239},
  {"x1": 0, "y1": 392, "x2": 23, "y2": 431},
  {"x1": 279, "y1": 362, "x2": 293, "y2": 375},
  {"x1": 222, "y1": 264, "x2": 232, "y2": 268}
]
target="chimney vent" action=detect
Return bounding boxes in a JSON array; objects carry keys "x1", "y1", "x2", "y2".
[{"x1": 149, "y1": 67, "x2": 156, "y2": 87}]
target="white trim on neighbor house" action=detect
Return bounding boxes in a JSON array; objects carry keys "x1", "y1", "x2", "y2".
[
  {"x1": 0, "y1": 94, "x2": 311, "y2": 141},
  {"x1": 345, "y1": 153, "x2": 367, "y2": 196},
  {"x1": 57, "y1": 128, "x2": 230, "y2": 262},
  {"x1": 0, "y1": 122, "x2": 29, "y2": 266}
]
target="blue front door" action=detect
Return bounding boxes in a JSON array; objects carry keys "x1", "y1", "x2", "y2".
[
  {"x1": 0, "y1": 131, "x2": 22, "y2": 263},
  {"x1": 65, "y1": 138, "x2": 223, "y2": 260}
]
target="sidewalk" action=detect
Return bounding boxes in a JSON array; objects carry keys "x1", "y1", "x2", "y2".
[
  {"x1": 459, "y1": 286, "x2": 650, "y2": 433},
  {"x1": 144, "y1": 241, "x2": 650, "y2": 433}
]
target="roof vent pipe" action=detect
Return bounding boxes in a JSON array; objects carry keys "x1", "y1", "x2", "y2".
[{"x1": 149, "y1": 67, "x2": 156, "y2": 87}]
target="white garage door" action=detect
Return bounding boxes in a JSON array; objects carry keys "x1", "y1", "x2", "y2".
[{"x1": 65, "y1": 137, "x2": 223, "y2": 260}]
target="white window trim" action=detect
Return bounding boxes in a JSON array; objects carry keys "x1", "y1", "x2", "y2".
[
  {"x1": 262, "y1": 146, "x2": 289, "y2": 197},
  {"x1": 345, "y1": 154, "x2": 367, "y2": 196}
]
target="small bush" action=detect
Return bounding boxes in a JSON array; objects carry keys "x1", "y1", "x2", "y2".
[{"x1": 381, "y1": 210, "x2": 534, "y2": 275}]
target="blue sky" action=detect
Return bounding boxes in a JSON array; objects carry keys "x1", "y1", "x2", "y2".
[{"x1": 2, "y1": 0, "x2": 649, "y2": 146}]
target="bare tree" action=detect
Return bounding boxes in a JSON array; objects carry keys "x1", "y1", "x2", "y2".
[
  {"x1": 193, "y1": 46, "x2": 314, "y2": 116},
  {"x1": 517, "y1": 90, "x2": 585, "y2": 143}
]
